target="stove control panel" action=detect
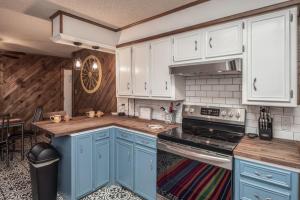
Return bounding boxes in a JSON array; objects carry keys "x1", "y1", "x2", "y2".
[{"x1": 183, "y1": 105, "x2": 246, "y2": 125}]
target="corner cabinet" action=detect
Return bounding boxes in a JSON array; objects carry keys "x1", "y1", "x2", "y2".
[
  {"x1": 235, "y1": 158, "x2": 299, "y2": 200},
  {"x1": 243, "y1": 8, "x2": 298, "y2": 107},
  {"x1": 116, "y1": 39, "x2": 185, "y2": 100}
]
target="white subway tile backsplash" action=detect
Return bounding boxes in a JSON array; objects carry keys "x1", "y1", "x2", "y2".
[
  {"x1": 220, "y1": 78, "x2": 233, "y2": 85},
  {"x1": 118, "y1": 74, "x2": 299, "y2": 140},
  {"x1": 224, "y1": 85, "x2": 240, "y2": 91}
]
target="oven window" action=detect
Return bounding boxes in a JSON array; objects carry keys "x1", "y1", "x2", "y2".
[{"x1": 157, "y1": 150, "x2": 232, "y2": 200}]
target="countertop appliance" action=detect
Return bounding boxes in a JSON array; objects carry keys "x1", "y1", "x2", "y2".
[{"x1": 157, "y1": 105, "x2": 246, "y2": 200}]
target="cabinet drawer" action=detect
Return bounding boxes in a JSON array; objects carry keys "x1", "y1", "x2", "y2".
[
  {"x1": 240, "y1": 161, "x2": 291, "y2": 188},
  {"x1": 116, "y1": 129, "x2": 134, "y2": 142},
  {"x1": 93, "y1": 130, "x2": 110, "y2": 141},
  {"x1": 240, "y1": 180, "x2": 290, "y2": 200},
  {"x1": 135, "y1": 135, "x2": 156, "y2": 149}
]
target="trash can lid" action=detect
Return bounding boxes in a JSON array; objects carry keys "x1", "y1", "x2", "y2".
[{"x1": 27, "y1": 142, "x2": 60, "y2": 164}]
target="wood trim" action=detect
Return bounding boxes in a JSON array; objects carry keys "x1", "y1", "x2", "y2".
[
  {"x1": 117, "y1": 0, "x2": 300, "y2": 48},
  {"x1": 117, "y1": 0, "x2": 209, "y2": 31},
  {"x1": 50, "y1": 10, "x2": 118, "y2": 32},
  {"x1": 59, "y1": 13, "x2": 63, "y2": 33}
]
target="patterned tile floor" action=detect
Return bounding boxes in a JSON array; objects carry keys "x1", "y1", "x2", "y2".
[{"x1": 0, "y1": 140, "x2": 143, "y2": 200}]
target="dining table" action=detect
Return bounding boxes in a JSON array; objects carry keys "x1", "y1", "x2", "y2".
[{"x1": 0, "y1": 118, "x2": 25, "y2": 160}]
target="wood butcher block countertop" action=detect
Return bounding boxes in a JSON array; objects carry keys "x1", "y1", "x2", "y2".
[
  {"x1": 234, "y1": 137, "x2": 300, "y2": 170},
  {"x1": 33, "y1": 115, "x2": 178, "y2": 137}
]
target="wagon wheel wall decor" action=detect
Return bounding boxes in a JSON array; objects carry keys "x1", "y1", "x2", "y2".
[{"x1": 80, "y1": 55, "x2": 102, "y2": 94}]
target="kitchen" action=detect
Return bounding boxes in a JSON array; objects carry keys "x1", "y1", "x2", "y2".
[{"x1": 0, "y1": 0, "x2": 300, "y2": 200}]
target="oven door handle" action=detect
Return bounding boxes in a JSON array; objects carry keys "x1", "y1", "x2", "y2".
[{"x1": 158, "y1": 140, "x2": 232, "y2": 170}]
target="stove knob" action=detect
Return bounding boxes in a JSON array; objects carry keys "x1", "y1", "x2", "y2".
[
  {"x1": 236, "y1": 112, "x2": 241, "y2": 119},
  {"x1": 228, "y1": 112, "x2": 234, "y2": 117},
  {"x1": 189, "y1": 108, "x2": 195, "y2": 113},
  {"x1": 221, "y1": 111, "x2": 227, "y2": 117}
]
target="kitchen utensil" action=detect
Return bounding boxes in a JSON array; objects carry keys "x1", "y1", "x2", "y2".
[
  {"x1": 50, "y1": 115, "x2": 62, "y2": 123},
  {"x1": 64, "y1": 114, "x2": 70, "y2": 122},
  {"x1": 258, "y1": 106, "x2": 273, "y2": 140},
  {"x1": 86, "y1": 111, "x2": 95, "y2": 118},
  {"x1": 96, "y1": 111, "x2": 104, "y2": 118}
]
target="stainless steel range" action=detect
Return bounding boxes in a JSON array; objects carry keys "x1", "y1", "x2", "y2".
[{"x1": 157, "y1": 105, "x2": 246, "y2": 200}]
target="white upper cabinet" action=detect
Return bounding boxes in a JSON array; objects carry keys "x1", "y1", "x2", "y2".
[
  {"x1": 117, "y1": 47, "x2": 132, "y2": 96},
  {"x1": 243, "y1": 8, "x2": 298, "y2": 107},
  {"x1": 172, "y1": 31, "x2": 202, "y2": 62},
  {"x1": 132, "y1": 43, "x2": 150, "y2": 97},
  {"x1": 205, "y1": 21, "x2": 243, "y2": 58},
  {"x1": 150, "y1": 38, "x2": 172, "y2": 97}
]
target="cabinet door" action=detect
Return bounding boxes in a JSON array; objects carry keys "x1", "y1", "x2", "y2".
[
  {"x1": 151, "y1": 38, "x2": 172, "y2": 97},
  {"x1": 117, "y1": 47, "x2": 132, "y2": 96},
  {"x1": 134, "y1": 145, "x2": 156, "y2": 200},
  {"x1": 115, "y1": 139, "x2": 134, "y2": 190},
  {"x1": 132, "y1": 43, "x2": 150, "y2": 96},
  {"x1": 246, "y1": 10, "x2": 292, "y2": 102},
  {"x1": 93, "y1": 138, "x2": 110, "y2": 189},
  {"x1": 76, "y1": 134, "x2": 93, "y2": 198},
  {"x1": 173, "y1": 31, "x2": 202, "y2": 62},
  {"x1": 205, "y1": 22, "x2": 243, "y2": 58}
]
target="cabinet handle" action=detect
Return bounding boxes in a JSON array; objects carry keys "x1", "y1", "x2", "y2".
[
  {"x1": 127, "y1": 82, "x2": 130, "y2": 90},
  {"x1": 165, "y1": 81, "x2": 168, "y2": 90},
  {"x1": 98, "y1": 153, "x2": 102, "y2": 159},
  {"x1": 265, "y1": 198, "x2": 272, "y2": 200},
  {"x1": 80, "y1": 146, "x2": 83, "y2": 154},
  {"x1": 265, "y1": 174, "x2": 273, "y2": 179},
  {"x1": 209, "y1": 37, "x2": 212, "y2": 48},
  {"x1": 253, "y1": 78, "x2": 257, "y2": 91},
  {"x1": 254, "y1": 171, "x2": 261, "y2": 176},
  {"x1": 254, "y1": 194, "x2": 260, "y2": 200},
  {"x1": 150, "y1": 160, "x2": 153, "y2": 171},
  {"x1": 128, "y1": 151, "x2": 130, "y2": 161},
  {"x1": 195, "y1": 40, "x2": 198, "y2": 51},
  {"x1": 144, "y1": 82, "x2": 147, "y2": 91}
]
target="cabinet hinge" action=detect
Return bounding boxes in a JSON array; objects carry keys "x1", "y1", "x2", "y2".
[
  {"x1": 242, "y1": 45, "x2": 245, "y2": 52},
  {"x1": 172, "y1": 38, "x2": 174, "y2": 44},
  {"x1": 290, "y1": 90, "x2": 294, "y2": 98},
  {"x1": 242, "y1": 22, "x2": 245, "y2": 29},
  {"x1": 149, "y1": 44, "x2": 151, "y2": 49},
  {"x1": 290, "y1": 13, "x2": 293, "y2": 22}
]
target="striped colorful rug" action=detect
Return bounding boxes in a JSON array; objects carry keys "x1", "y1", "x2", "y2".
[{"x1": 157, "y1": 159, "x2": 232, "y2": 200}]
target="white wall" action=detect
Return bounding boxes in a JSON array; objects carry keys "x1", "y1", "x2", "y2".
[{"x1": 118, "y1": 0, "x2": 288, "y2": 44}]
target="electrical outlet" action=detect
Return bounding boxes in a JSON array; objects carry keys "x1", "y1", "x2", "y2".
[{"x1": 281, "y1": 116, "x2": 291, "y2": 131}]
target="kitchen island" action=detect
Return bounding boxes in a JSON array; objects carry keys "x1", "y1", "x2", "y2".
[{"x1": 33, "y1": 115, "x2": 177, "y2": 200}]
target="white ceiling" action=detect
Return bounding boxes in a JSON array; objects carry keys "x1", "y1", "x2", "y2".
[{"x1": 0, "y1": 0, "x2": 197, "y2": 57}]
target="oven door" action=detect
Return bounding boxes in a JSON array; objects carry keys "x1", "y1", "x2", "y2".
[{"x1": 157, "y1": 139, "x2": 233, "y2": 200}]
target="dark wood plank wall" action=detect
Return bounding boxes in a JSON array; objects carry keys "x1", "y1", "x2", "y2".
[
  {"x1": 0, "y1": 55, "x2": 72, "y2": 128},
  {"x1": 73, "y1": 49, "x2": 117, "y2": 115}
]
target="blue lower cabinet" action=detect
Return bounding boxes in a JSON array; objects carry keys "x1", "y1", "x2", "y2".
[
  {"x1": 134, "y1": 145, "x2": 157, "y2": 200},
  {"x1": 93, "y1": 138, "x2": 110, "y2": 189},
  {"x1": 116, "y1": 138, "x2": 134, "y2": 190},
  {"x1": 235, "y1": 158, "x2": 299, "y2": 200},
  {"x1": 75, "y1": 134, "x2": 93, "y2": 198}
]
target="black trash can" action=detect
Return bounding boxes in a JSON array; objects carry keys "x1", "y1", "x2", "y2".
[{"x1": 27, "y1": 142, "x2": 60, "y2": 200}]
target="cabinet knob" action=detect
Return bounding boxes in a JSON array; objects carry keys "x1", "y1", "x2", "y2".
[
  {"x1": 165, "y1": 81, "x2": 168, "y2": 90},
  {"x1": 254, "y1": 194, "x2": 260, "y2": 200},
  {"x1": 253, "y1": 78, "x2": 257, "y2": 91},
  {"x1": 127, "y1": 82, "x2": 130, "y2": 90},
  {"x1": 209, "y1": 37, "x2": 213, "y2": 48}
]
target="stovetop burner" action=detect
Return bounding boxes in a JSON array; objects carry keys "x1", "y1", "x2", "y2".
[{"x1": 158, "y1": 105, "x2": 246, "y2": 155}]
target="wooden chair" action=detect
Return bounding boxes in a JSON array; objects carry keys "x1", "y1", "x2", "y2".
[
  {"x1": 43, "y1": 111, "x2": 66, "y2": 120},
  {"x1": 12, "y1": 106, "x2": 43, "y2": 146},
  {"x1": 0, "y1": 114, "x2": 11, "y2": 167}
]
